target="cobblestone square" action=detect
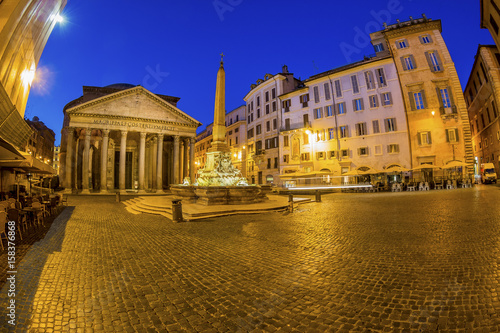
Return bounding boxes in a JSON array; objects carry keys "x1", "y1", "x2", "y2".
[{"x1": 2, "y1": 186, "x2": 500, "y2": 332}]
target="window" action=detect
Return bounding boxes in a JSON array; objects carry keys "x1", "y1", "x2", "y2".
[
  {"x1": 274, "y1": 157, "x2": 278, "y2": 168},
  {"x1": 412, "y1": 91, "x2": 426, "y2": 110},
  {"x1": 341, "y1": 149, "x2": 349, "y2": 157},
  {"x1": 273, "y1": 118, "x2": 277, "y2": 130},
  {"x1": 301, "y1": 153, "x2": 310, "y2": 161},
  {"x1": 265, "y1": 91, "x2": 269, "y2": 102},
  {"x1": 235, "y1": 127, "x2": 239, "y2": 133},
  {"x1": 339, "y1": 125, "x2": 349, "y2": 138},
  {"x1": 283, "y1": 135, "x2": 289, "y2": 147},
  {"x1": 365, "y1": 71, "x2": 376, "y2": 90},
  {"x1": 480, "y1": 62, "x2": 489, "y2": 83},
  {"x1": 356, "y1": 122, "x2": 367, "y2": 136},
  {"x1": 285, "y1": 118, "x2": 290, "y2": 130},
  {"x1": 313, "y1": 86, "x2": 320, "y2": 103},
  {"x1": 419, "y1": 34, "x2": 432, "y2": 44},
  {"x1": 257, "y1": 96, "x2": 260, "y2": 107},
  {"x1": 283, "y1": 99, "x2": 291, "y2": 112},
  {"x1": 303, "y1": 114, "x2": 309, "y2": 127},
  {"x1": 477, "y1": 71, "x2": 483, "y2": 86},
  {"x1": 229, "y1": 139, "x2": 232, "y2": 146},
  {"x1": 266, "y1": 104, "x2": 270, "y2": 114},
  {"x1": 247, "y1": 128, "x2": 254, "y2": 138},
  {"x1": 402, "y1": 55, "x2": 416, "y2": 70},
  {"x1": 374, "y1": 145, "x2": 382, "y2": 155},
  {"x1": 381, "y1": 92, "x2": 392, "y2": 106},
  {"x1": 328, "y1": 151, "x2": 336, "y2": 158},
  {"x1": 418, "y1": 131, "x2": 432, "y2": 145},
  {"x1": 328, "y1": 128, "x2": 335, "y2": 140},
  {"x1": 251, "y1": 101, "x2": 254, "y2": 111},
  {"x1": 300, "y1": 94, "x2": 309, "y2": 107},
  {"x1": 248, "y1": 115, "x2": 251, "y2": 124},
  {"x1": 351, "y1": 75, "x2": 359, "y2": 94},
  {"x1": 493, "y1": 101, "x2": 498, "y2": 118},
  {"x1": 283, "y1": 154, "x2": 289, "y2": 163},
  {"x1": 257, "y1": 109, "x2": 261, "y2": 118},
  {"x1": 314, "y1": 108, "x2": 323, "y2": 119},
  {"x1": 255, "y1": 141, "x2": 262, "y2": 154},
  {"x1": 385, "y1": 118, "x2": 397, "y2": 132},
  {"x1": 336, "y1": 102, "x2": 346, "y2": 115},
  {"x1": 272, "y1": 101, "x2": 277, "y2": 112},
  {"x1": 353, "y1": 98, "x2": 364, "y2": 111},
  {"x1": 324, "y1": 83, "x2": 331, "y2": 100},
  {"x1": 272, "y1": 88, "x2": 276, "y2": 99},
  {"x1": 325, "y1": 105, "x2": 333, "y2": 117},
  {"x1": 303, "y1": 133, "x2": 309, "y2": 145},
  {"x1": 446, "y1": 128, "x2": 459, "y2": 143},
  {"x1": 266, "y1": 121, "x2": 270, "y2": 132},
  {"x1": 440, "y1": 88, "x2": 451, "y2": 108},
  {"x1": 387, "y1": 144, "x2": 400, "y2": 153},
  {"x1": 369, "y1": 95, "x2": 379, "y2": 108},
  {"x1": 358, "y1": 147, "x2": 368, "y2": 156},
  {"x1": 426, "y1": 51, "x2": 442, "y2": 72},
  {"x1": 396, "y1": 39, "x2": 408, "y2": 49},
  {"x1": 334, "y1": 80, "x2": 342, "y2": 97},
  {"x1": 267, "y1": 158, "x2": 271, "y2": 169},
  {"x1": 374, "y1": 43, "x2": 384, "y2": 52},
  {"x1": 256, "y1": 125, "x2": 262, "y2": 135},
  {"x1": 372, "y1": 120, "x2": 380, "y2": 134},
  {"x1": 376, "y1": 68, "x2": 387, "y2": 87},
  {"x1": 235, "y1": 137, "x2": 238, "y2": 144}
]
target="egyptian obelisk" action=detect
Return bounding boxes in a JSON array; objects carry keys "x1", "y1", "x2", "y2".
[{"x1": 208, "y1": 53, "x2": 230, "y2": 153}]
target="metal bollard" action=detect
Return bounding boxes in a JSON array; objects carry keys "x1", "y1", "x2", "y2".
[
  {"x1": 288, "y1": 193, "x2": 294, "y2": 212},
  {"x1": 172, "y1": 200, "x2": 183, "y2": 222},
  {"x1": 315, "y1": 190, "x2": 321, "y2": 202},
  {"x1": 116, "y1": 192, "x2": 120, "y2": 202}
]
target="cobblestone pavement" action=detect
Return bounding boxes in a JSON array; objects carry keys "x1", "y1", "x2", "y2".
[{"x1": 2, "y1": 186, "x2": 500, "y2": 332}]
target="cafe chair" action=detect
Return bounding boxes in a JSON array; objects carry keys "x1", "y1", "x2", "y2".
[
  {"x1": 0, "y1": 211, "x2": 8, "y2": 250},
  {"x1": 6, "y1": 209, "x2": 23, "y2": 241}
]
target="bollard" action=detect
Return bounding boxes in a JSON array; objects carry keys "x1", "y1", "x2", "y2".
[
  {"x1": 116, "y1": 192, "x2": 120, "y2": 202},
  {"x1": 172, "y1": 200, "x2": 183, "y2": 222},
  {"x1": 315, "y1": 190, "x2": 321, "y2": 202},
  {"x1": 288, "y1": 193, "x2": 294, "y2": 213}
]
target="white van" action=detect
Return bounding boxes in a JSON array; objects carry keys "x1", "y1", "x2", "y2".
[{"x1": 481, "y1": 163, "x2": 497, "y2": 184}]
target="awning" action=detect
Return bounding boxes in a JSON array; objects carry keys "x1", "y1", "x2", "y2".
[
  {"x1": 0, "y1": 153, "x2": 55, "y2": 175},
  {"x1": 0, "y1": 137, "x2": 25, "y2": 160},
  {"x1": 442, "y1": 160, "x2": 468, "y2": 169}
]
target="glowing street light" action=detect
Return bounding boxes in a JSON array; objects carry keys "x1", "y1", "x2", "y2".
[
  {"x1": 21, "y1": 68, "x2": 36, "y2": 86},
  {"x1": 55, "y1": 14, "x2": 64, "y2": 23}
]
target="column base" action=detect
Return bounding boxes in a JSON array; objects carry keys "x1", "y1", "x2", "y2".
[
  {"x1": 62, "y1": 188, "x2": 73, "y2": 194},
  {"x1": 81, "y1": 189, "x2": 90, "y2": 194},
  {"x1": 137, "y1": 189, "x2": 146, "y2": 194}
]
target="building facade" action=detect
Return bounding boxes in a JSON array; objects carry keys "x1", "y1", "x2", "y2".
[
  {"x1": 25, "y1": 116, "x2": 56, "y2": 165},
  {"x1": 279, "y1": 57, "x2": 411, "y2": 180},
  {"x1": 465, "y1": 45, "x2": 500, "y2": 175},
  {"x1": 53, "y1": 145, "x2": 60, "y2": 175},
  {"x1": 481, "y1": 0, "x2": 500, "y2": 51},
  {"x1": 371, "y1": 16, "x2": 474, "y2": 178},
  {"x1": 60, "y1": 84, "x2": 201, "y2": 193},
  {"x1": 243, "y1": 66, "x2": 300, "y2": 184},
  {"x1": 0, "y1": 0, "x2": 66, "y2": 149}
]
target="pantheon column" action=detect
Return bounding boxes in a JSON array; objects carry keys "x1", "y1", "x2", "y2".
[
  {"x1": 100, "y1": 129, "x2": 109, "y2": 192},
  {"x1": 183, "y1": 138, "x2": 189, "y2": 181},
  {"x1": 65, "y1": 128, "x2": 74, "y2": 191},
  {"x1": 189, "y1": 137, "x2": 195, "y2": 183},
  {"x1": 119, "y1": 130, "x2": 128, "y2": 192},
  {"x1": 173, "y1": 135, "x2": 180, "y2": 184},
  {"x1": 145, "y1": 141, "x2": 150, "y2": 191},
  {"x1": 81, "y1": 129, "x2": 91, "y2": 194},
  {"x1": 152, "y1": 137, "x2": 157, "y2": 191},
  {"x1": 138, "y1": 132, "x2": 147, "y2": 192},
  {"x1": 156, "y1": 134, "x2": 164, "y2": 192}
]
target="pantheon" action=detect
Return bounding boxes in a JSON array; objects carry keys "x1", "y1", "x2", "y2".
[{"x1": 59, "y1": 84, "x2": 201, "y2": 193}]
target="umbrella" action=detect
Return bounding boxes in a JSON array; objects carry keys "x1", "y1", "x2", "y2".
[
  {"x1": 363, "y1": 168, "x2": 385, "y2": 175},
  {"x1": 343, "y1": 169, "x2": 366, "y2": 176},
  {"x1": 442, "y1": 161, "x2": 468, "y2": 169},
  {"x1": 385, "y1": 165, "x2": 411, "y2": 173}
]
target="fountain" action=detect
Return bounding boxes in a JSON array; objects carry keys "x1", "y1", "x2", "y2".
[{"x1": 170, "y1": 55, "x2": 268, "y2": 205}]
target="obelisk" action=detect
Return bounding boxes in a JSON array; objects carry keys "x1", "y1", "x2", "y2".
[{"x1": 208, "y1": 53, "x2": 230, "y2": 153}]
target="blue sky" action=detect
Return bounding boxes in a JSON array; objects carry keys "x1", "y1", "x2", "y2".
[{"x1": 27, "y1": 0, "x2": 493, "y2": 145}]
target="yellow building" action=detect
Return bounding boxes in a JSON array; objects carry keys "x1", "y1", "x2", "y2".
[
  {"x1": 0, "y1": 0, "x2": 66, "y2": 149},
  {"x1": 371, "y1": 15, "x2": 474, "y2": 179},
  {"x1": 481, "y1": 0, "x2": 500, "y2": 51},
  {"x1": 465, "y1": 45, "x2": 500, "y2": 175}
]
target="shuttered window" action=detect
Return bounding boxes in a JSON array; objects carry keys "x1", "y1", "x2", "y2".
[
  {"x1": 324, "y1": 83, "x2": 331, "y2": 100},
  {"x1": 351, "y1": 75, "x2": 359, "y2": 94}
]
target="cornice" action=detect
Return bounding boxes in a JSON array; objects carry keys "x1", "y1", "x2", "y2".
[
  {"x1": 383, "y1": 20, "x2": 441, "y2": 39},
  {"x1": 69, "y1": 112, "x2": 198, "y2": 128}
]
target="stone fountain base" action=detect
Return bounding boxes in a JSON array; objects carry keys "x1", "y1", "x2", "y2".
[{"x1": 170, "y1": 185, "x2": 267, "y2": 206}]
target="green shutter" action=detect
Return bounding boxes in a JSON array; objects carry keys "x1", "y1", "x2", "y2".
[
  {"x1": 425, "y1": 51, "x2": 433, "y2": 71},
  {"x1": 360, "y1": 98, "x2": 364, "y2": 110},
  {"x1": 434, "y1": 50, "x2": 443, "y2": 71},
  {"x1": 447, "y1": 86, "x2": 455, "y2": 107},
  {"x1": 408, "y1": 92, "x2": 416, "y2": 111},
  {"x1": 352, "y1": 100, "x2": 357, "y2": 111},
  {"x1": 445, "y1": 129, "x2": 450, "y2": 142},
  {"x1": 455, "y1": 128, "x2": 459, "y2": 142},
  {"x1": 417, "y1": 132, "x2": 422, "y2": 145},
  {"x1": 393, "y1": 119, "x2": 397, "y2": 131},
  {"x1": 342, "y1": 102, "x2": 347, "y2": 113},
  {"x1": 410, "y1": 55, "x2": 417, "y2": 69},
  {"x1": 400, "y1": 57, "x2": 408, "y2": 70},
  {"x1": 421, "y1": 90, "x2": 428, "y2": 109},
  {"x1": 436, "y1": 87, "x2": 445, "y2": 114},
  {"x1": 428, "y1": 132, "x2": 432, "y2": 144},
  {"x1": 388, "y1": 92, "x2": 393, "y2": 105}
]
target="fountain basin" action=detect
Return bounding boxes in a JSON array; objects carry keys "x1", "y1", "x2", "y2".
[
  {"x1": 195, "y1": 186, "x2": 229, "y2": 205},
  {"x1": 227, "y1": 185, "x2": 261, "y2": 204},
  {"x1": 169, "y1": 184, "x2": 268, "y2": 206},
  {"x1": 170, "y1": 185, "x2": 197, "y2": 203}
]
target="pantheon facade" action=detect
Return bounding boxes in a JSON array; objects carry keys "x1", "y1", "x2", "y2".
[{"x1": 59, "y1": 84, "x2": 201, "y2": 193}]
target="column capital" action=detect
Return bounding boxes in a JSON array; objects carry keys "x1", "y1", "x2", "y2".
[
  {"x1": 153, "y1": 136, "x2": 158, "y2": 143},
  {"x1": 102, "y1": 129, "x2": 110, "y2": 136},
  {"x1": 190, "y1": 137, "x2": 196, "y2": 145},
  {"x1": 173, "y1": 135, "x2": 180, "y2": 143},
  {"x1": 140, "y1": 132, "x2": 147, "y2": 139},
  {"x1": 184, "y1": 137, "x2": 190, "y2": 144},
  {"x1": 121, "y1": 130, "x2": 128, "y2": 136},
  {"x1": 85, "y1": 129, "x2": 92, "y2": 138}
]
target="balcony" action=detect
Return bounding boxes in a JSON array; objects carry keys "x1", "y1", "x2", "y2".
[{"x1": 280, "y1": 121, "x2": 311, "y2": 133}]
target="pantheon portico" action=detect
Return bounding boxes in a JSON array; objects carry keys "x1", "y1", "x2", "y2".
[{"x1": 59, "y1": 84, "x2": 201, "y2": 193}]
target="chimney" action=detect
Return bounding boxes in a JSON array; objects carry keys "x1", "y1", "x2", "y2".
[
  {"x1": 282, "y1": 65, "x2": 289, "y2": 73},
  {"x1": 422, "y1": 13, "x2": 427, "y2": 20}
]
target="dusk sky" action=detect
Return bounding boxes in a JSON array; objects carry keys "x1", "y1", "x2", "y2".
[{"x1": 27, "y1": 0, "x2": 493, "y2": 145}]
